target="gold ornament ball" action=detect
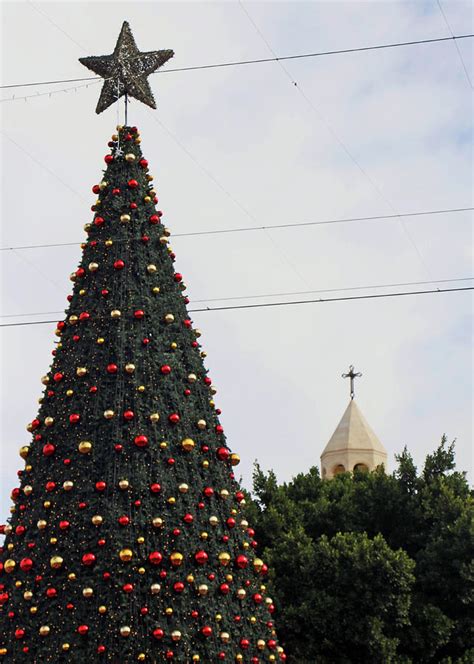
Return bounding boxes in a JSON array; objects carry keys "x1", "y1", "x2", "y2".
[
  {"x1": 69, "y1": 272, "x2": 77, "y2": 282},
  {"x1": 98, "y1": 606, "x2": 107, "y2": 614},
  {"x1": 104, "y1": 409, "x2": 115, "y2": 419},
  {"x1": 68, "y1": 573, "x2": 77, "y2": 581},
  {"x1": 197, "y1": 419, "x2": 206, "y2": 430},
  {"x1": 230, "y1": 453, "x2": 241, "y2": 466},
  {"x1": 44, "y1": 416, "x2": 54, "y2": 427},
  {"x1": 62, "y1": 644, "x2": 70, "y2": 652},
  {"x1": 187, "y1": 373, "x2": 197, "y2": 384},
  {"x1": 198, "y1": 584, "x2": 208, "y2": 596},
  {"x1": 78, "y1": 441, "x2": 92, "y2": 454},
  {"x1": 152, "y1": 517, "x2": 163, "y2": 528},
  {"x1": 37, "y1": 519, "x2": 47, "y2": 530},
  {"x1": 3, "y1": 525, "x2": 12, "y2": 535},
  {"x1": 137, "y1": 385, "x2": 146, "y2": 393},
  {"x1": 105, "y1": 239, "x2": 113, "y2": 247},
  {"x1": 160, "y1": 441, "x2": 168, "y2": 449},
  {"x1": 69, "y1": 315, "x2": 78, "y2": 325},
  {"x1": 7, "y1": 544, "x2": 14, "y2": 551},
  {"x1": 200, "y1": 531, "x2": 209, "y2": 540},
  {"x1": 4, "y1": 559, "x2": 15, "y2": 574},
  {"x1": 220, "y1": 489, "x2": 230, "y2": 499},
  {"x1": 253, "y1": 558, "x2": 264, "y2": 573},
  {"x1": 192, "y1": 656, "x2": 200, "y2": 663},
  {"x1": 44, "y1": 500, "x2": 52, "y2": 509},
  {"x1": 257, "y1": 639, "x2": 266, "y2": 650},
  {"x1": 150, "y1": 583, "x2": 161, "y2": 594},
  {"x1": 63, "y1": 481, "x2": 74, "y2": 491},
  {"x1": 159, "y1": 236, "x2": 168, "y2": 245},
  {"x1": 170, "y1": 552, "x2": 183, "y2": 566},
  {"x1": 240, "y1": 519, "x2": 248, "y2": 528},
  {"x1": 39, "y1": 626, "x2": 50, "y2": 637},
  {"x1": 181, "y1": 438, "x2": 195, "y2": 452},
  {"x1": 119, "y1": 479, "x2": 129, "y2": 490},
  {"x1": 170, "y1": 342, "x2": 177, "y2": 350},
  {"x1": 137, "y1": 536, "x2": 145, "y2": 545},
  {"x1": 120, "y1": 626, "x2": 131, "y2": 637},
  {"x1": 236, "y1": 588, "x2": 246, "y2": 599},
  {"x1": 82, "y1": 587, "x2": 93, "y2": 598},
  {"x1": 120, "y1": 214, "x2": 131, "y2": 223},
  {"x1": 243, "y1": 542, "x2": 250, "y2": 550},
  {"x1": 164, "y1": 313, "x2": 175, "y2": 323},
  {"x1": 209, "y1": 516, "x2": 218, "y2": 527},
  {"x1": 88, "y1": 262, "x2": 99, "y2": 272},
  {"x1": 178, "y1": 483, "x2": 189, "y2": 494},
  {"x1": 24, "y1": 591, "x2": 33, "y2": 600},
  {"x1": 186, "y1": 574, "x2": 195, "y2": 583},
  {"x1": 202, "y1": 460, "x2": 209, "y2": 469},
  {"x1": 171, "y1": 631, "x2": 181, "y2": 642},
  {"x1": 250, "y1": 616, "x2": 257, "y2": 624},
  {"x1": 125, "y1": 363, "x2": 135, "y2": 374},
  {"x1": 147, "y1": 264, "x2": 157, "y2": 274},
  {"x1": 152, "y1": 286, "x2": 160, "y2": 294},
  {"x1": 50, "y1": 537, "x2": 58, "y2": 545},
  {"x1": 144, "y1": 195, "x2": 151, "y2": 203},
  {"x1": 76, "y1": 367, "x2": 88, "y2": 377},
  {"x1": 23, "y1": 485, "x2": 33, "y2": 496},
  {"x1": 125, "y1": 153, "x2": 136, "y2": 162},
  {"x1": 215, "y1": 614, "x2": 222, "y2": 622},
  {"x1": 41, "y1": 375, "x2": 50, "y2": 385},
  {"x1": 119, "y1": 548, "x2": 133, "y2": 562},
  {"x1": 92, "y1": 515, "x2": 103, "y2": 526},
  {"x1": 79, "y1": 289, "x2": 86, "y2": 296},
  {"x1": 236, "y1": 656, "x2": 243, "y2": 663},
  {"x1": 201, "y1": 351, "x2": 207, "y2": 358},
  {"x1": 66, "y1": 389, "x2": 74, "y2": 397},
  {"x1": 111, "y1": 309, "x2": 122, "y2": 319},
  {"x1": 149, "y1": 413, "x2": 160, "y2": 423},
  {"x1": 220, "y1": 632, "x2": 230, "y2": 643},
  {"x1": 97, "y1": 338, "x2": 105, "y2": 345},
  {"x1": 25, "y1": 464, "x2": 32, "y2": 473},
  {"x1": 138, "y1": 567, "x2": 145, "y2": 575},
  {"x1": 15, "y1": 581, "x2": 22, "y2": 588},
  {"x1": 0, "y1": 649, "x2": 7, "y2": 657},
  {"x1": 265, "y1": 596, "x2": 273, "y2": 605},
  {"x1": 138, "y1": 655, "x2": 146, "y2": 662},
  {"x1": 30, "y1": 607, "x2": 37, "y2": 614},
  {"x1": 50, "y1": 556, "x2": 63, "y2": 569},
  {"x1": 218, "y1": 552, "x2": 231, "y2": 566}
]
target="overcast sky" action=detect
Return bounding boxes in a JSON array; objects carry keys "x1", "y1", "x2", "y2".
[{"x1": 0, "y1": 0, "x2": 472, "y2": 518}]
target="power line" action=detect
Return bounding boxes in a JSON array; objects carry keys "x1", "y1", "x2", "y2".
[
  {"x1": 1, "y1": 206, "x2": 471, "y2": 253},
  {"x1": 436, "y1": 0, "x2": 473, "y2": 89},
  {"x1": 238, "y1": 2, "x2": 441, "y2": 285},
  {"x1": 1, "y1": 278, "x2": 471, "y2": 320},
  {"x1": 1, "y1": 34, "x2": 473, "y2": 91},
  {"x1": 0, "y1": 287, "x2": 471, "y2": 328}
]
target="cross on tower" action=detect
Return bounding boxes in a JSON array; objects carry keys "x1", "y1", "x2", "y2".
[{"x1": 342, "y1": 365, "x2": 362, "y2": 400}]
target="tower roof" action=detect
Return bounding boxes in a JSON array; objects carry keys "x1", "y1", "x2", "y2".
[{"x1": 321, "y1": 400, "x2": 387, "y2": 457}]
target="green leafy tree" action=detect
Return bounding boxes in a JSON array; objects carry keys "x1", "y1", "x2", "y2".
[
  {"x1": 249, "y1": 438, "x2": 473, "y2": 662},
  {"x1": 0, "y1": 126, "x2": 285, "y2": 663}
]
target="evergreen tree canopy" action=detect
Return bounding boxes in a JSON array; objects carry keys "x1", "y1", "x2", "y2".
[
  {"x1": 0, "y1": 126, "x2": 285, "y2": 664},
  {"x1": 247, "y1": 438, "x2": 474, "y2": 662}
]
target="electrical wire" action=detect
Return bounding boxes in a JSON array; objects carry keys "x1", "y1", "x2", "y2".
[
  {"x1": 436, "y1": 0, "x2": 473, "y2": 89},
  {"x1": 1, "y1": 34, "x2": 473, "y2": 91},
  {"x1": 0, "y1": 277, "x2": 471, "y2": 320},
  {"x1": 237, "y1": 1, "x2": 438, "y2": 284},
  {"x1": 0, "y1": 206, "x2": 471, "y2": 252},
  {"x1": 0, "y1": 287, "x2": 471, "y2": 328}
]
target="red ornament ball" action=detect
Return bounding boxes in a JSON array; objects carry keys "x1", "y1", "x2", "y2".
[
  {"x1": 168, "y1": 413, "x2": 180, "y2": 424},
  {"x1": 53, "y1": 372, "x2": 64, "y2": 383},
  {"x1": 107, "y1": 363, "x2": 118, "y2": 374},
  {"x1": 153, "y1": 628, "x2": 164, "y2": 640},
  {"x1": 82, "y1": 553, "x2": 96, "y2": 566},
  {"x1": 134, "y1": 435, "x2": 148, "y2": 448},
  {"x1": 194, "y1": 550, "x2": 208, "y2": 565},
  {"x1": 216, "y1": 447, "x2": 230, "y2": 461},
  {"x1": 42, "y1": 443, "x2": 55, "y2": 457},
  {"x1": 123, "y1": 410, "x2": 134, "y2": 420},
  {"x1": 173, "y1": 582, "x2": 184, "y2": 593},
  {"x1": 95, "y1": 481, "x2": 106, "y2": 492},
  {"x1": 118, "y1": 516, "x2": 130, "y2": 526},
  {"x1": 128, "y1": 179, "x2": 139, "y2": 189},
  {"x1": 236, "y1": 554, "x2": 248, "y2": 569},
  {"x1": 139, "y1": 158, "x2": 148, "y2": 168},
  {"x1": 94, "y1": 216, "x2": 105, "y2": 227},
  {"x1": 149, "y1": 214, "x2": 159, "y2": 224},
  {"x1": 92, "y1": 184, "x2": 101, "y2": 194},
  {"x1": 134, "y1": 309, "x2": 145, "y2": 319},
  {"x1": 201, "y1": 626, "x2": 212, "y2": 638},
  {"x1": 114, "y1": 259, "x2": 125, "y2": 270},
  {"x1": 150, "y1": 483, "x2": 161, "y2": 493},
  {"x1": 69, "y1": 414, "x2": 80, "y2": 424},
  {"x1": 148, "y1": 551, "x2": 163, "y2": 565},
  {"x1": 77, "y1": 625, "x2": 89, "y2": 635},
  {"x1": 104, "y1": 155, "x2": 113, "y2": 164},
  {"x1": 19, "y1": 558, "x2": 33, "y2": 572},
  {"x1": 160, "y1": 365, "x2": 171, "y2": 375}
]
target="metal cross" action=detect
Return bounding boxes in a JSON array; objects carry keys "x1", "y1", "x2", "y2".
[{"x1": 342, "y1": 365, "x2": 362, "y2": 400}]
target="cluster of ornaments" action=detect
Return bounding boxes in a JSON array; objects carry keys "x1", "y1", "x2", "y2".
[{"x1": 0, "y1": 126, "x2": 285, "y2": 662}]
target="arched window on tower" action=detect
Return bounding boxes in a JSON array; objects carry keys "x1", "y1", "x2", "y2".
[
  {"x1": 353, "y1": 463, "x2": 369, "y2": 473},
  {"x1": 333, "y1": 464, "x2": 345, "y2": 475}
]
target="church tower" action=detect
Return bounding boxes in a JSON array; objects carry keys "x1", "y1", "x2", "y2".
[{"x1": 321, "y1": 366, "x2": 388, "y2": 479}]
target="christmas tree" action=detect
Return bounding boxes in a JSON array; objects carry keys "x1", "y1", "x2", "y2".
[{"x1": 0, "y1": 22, "x2": 285, "y2": 664}]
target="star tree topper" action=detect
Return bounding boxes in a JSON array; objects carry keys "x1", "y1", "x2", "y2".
[{"x1": 79, "y1": 21, "x2": 173, "y2": 114}]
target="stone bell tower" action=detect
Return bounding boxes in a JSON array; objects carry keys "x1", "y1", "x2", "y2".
[{"x1": 321, "y1": 366, "x2": 388, "y2": 479}]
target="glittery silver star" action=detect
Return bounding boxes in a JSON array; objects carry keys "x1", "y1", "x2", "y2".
[{"x1": 79, "y1": 21, "x2": 173, "y2": 114}]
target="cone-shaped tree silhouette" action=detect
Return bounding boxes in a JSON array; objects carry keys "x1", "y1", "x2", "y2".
[{"x1": 0, "y1": 126, "x2": 285, "y2": 663}]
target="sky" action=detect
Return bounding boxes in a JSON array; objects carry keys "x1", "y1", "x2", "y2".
[{"x1": 0, "y1": 0, "x2": 472, "y2": 519}]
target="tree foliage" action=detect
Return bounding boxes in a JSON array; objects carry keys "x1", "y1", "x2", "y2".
[{"x1": 247, "y1": 438, "x2": 474, "y2": 662}]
